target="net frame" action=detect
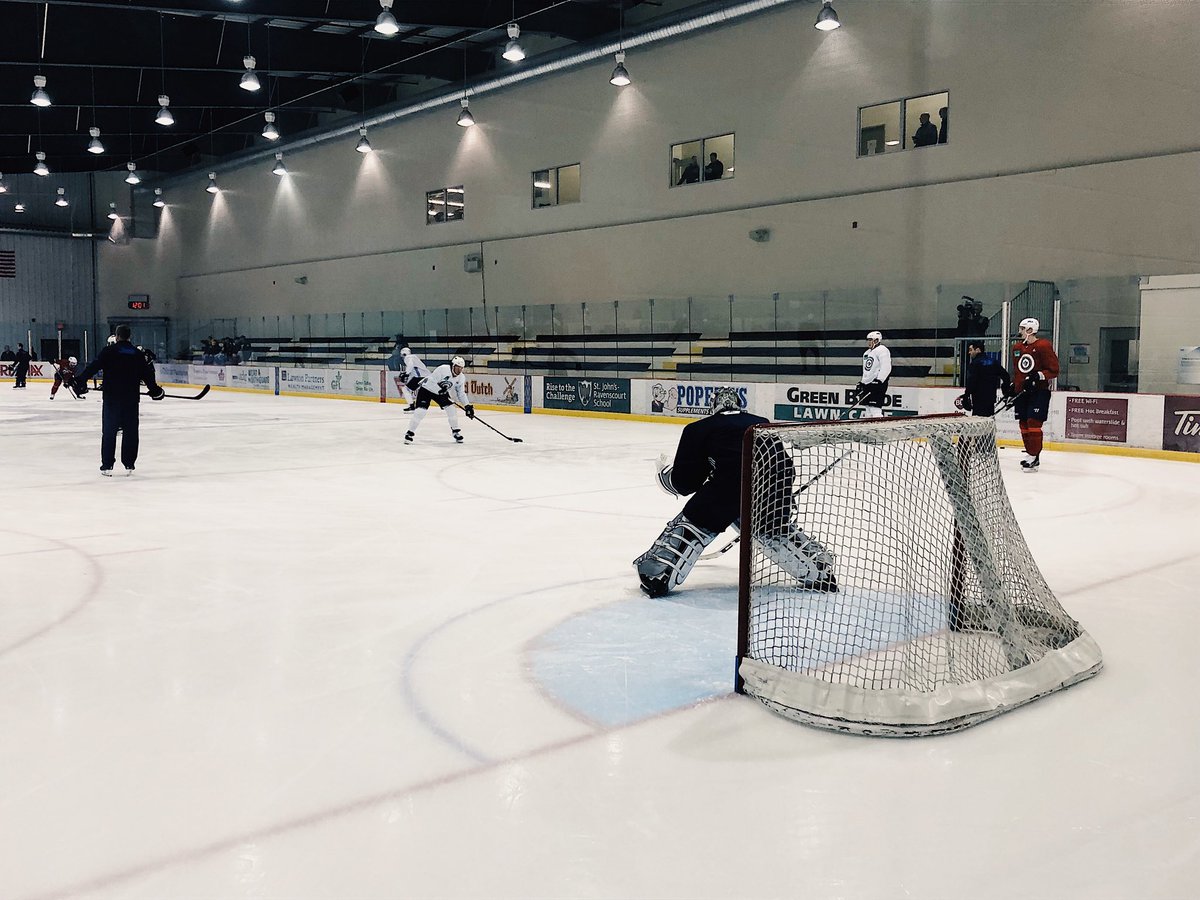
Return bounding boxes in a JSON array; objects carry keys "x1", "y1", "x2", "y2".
[{"x1": 735, "y1": 413, "x2": 1103, "y2": 736}]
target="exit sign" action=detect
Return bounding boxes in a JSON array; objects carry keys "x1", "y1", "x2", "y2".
[{"x1": 128, "y1": 294, "x2": 150, "y2": 310}]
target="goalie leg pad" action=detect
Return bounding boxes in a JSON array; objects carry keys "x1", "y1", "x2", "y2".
[
  {"x1": 633, "y1": 513, "x2": 718, "y2": 597},
  {"x1": 759, "y1": 528, "x2": 838, "y2": 591}
]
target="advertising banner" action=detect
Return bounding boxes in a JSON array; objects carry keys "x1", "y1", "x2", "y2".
[
  {"x1": 1162, "y1": 395, "x2": 1200, "y2": 452},
  {"x1": 772, "y1": 383, "x2": 918, "y2": 421},
  {"x1": 649, "y1": 381, "x2": 751, "y2": 417},
  {"x1": 334, "y1": 368, "x2": 380, "y2": 399},
  {"x1": 1, "y1": 362, "x2": 50, "y2": 379},
  {"x1": 227, "y1": 365, "x2": 276, "y2": 393},
  {"x1": 1178, "y1": 347, "x2": 1200, "y2": 385},
  {"x1": 464, "y1": 374, "x2": 524, "y2": 409},
  {"x1": 1064, "y1": 396, "x2": 1128, "y2": 443},
  {"x1": 279, "y1": 367, "x2": 330, "y2": 394},
  {"x1": 544, "y1": 376, "x2": 630, "y2": 413},
  {"x1": 155, "y1": 362, "x2": 190, "y2": 384},
  {"x1": 190, "y1": 365, "x2": 227, "y2": 387}
]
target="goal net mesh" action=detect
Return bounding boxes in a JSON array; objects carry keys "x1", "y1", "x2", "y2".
[{"x1": 737, "y1": 414, "x2": 1102, "y2": 736}]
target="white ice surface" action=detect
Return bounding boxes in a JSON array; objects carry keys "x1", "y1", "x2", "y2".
[{"x1": 1, "y1": 387, "x2": 1198, "y2": 900}]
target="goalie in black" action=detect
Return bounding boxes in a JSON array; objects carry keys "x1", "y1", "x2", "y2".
[{"x1": 634, "y1": 387, "x2": 836, "y2": 597}]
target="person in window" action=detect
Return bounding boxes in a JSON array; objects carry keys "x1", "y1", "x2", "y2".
[
  {"x1": 678, "y1": 156, "x2": 700, "y2": 185},
  {"x1": 703, "y1": 152, "x2": 724, "y2": 181},
  {"x1": 938, "y1": 106, "x2": 948, "y2": 144},
  {"x1": 912, "y1": 112, "x2": 938, "y2": 147}
]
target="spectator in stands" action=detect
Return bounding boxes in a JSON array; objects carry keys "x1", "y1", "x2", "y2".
[
  {"x1": 913, "y1": 112, "x2": 938, "y2": 147},
  {"x1": 703, "y1": 152, "x2": 724, "y2": 181},
  {"x1": 202, "y1": 336, "x2": 217, "y2": 365},
  {"x1": 678, "y1": 156, "x2": 700, "y2": 185},
  {"x1": 238, "y1": 335, "x2": 251, "y2": 364},
  {"x1": 938, "y1": 106, "x2": 948, "y2": 144},
  {"x1": 1, "y1": 345, "x2": 14, "y2": 361}
]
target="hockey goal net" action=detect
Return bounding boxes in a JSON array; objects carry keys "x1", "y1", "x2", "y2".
[{"x1": 736, "y1": 414, "x2": 1102, "y2": 736}]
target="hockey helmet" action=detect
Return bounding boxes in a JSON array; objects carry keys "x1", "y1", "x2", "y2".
[
  {"x1": 107, "y1": 334, "x2": 117, "y2": 344},
  {"x1": 867, "y1": 330, "x2": 883, "y2": 343},
  {"x1": 68, "y1": 356, "x2": 77, "y2": 365},
  {"x1": 451, "y1": 355, "x2": 466, "y2": 369},
  {"x1": 711, "y1": 385, "x2": 742, "y2": 414},
  {"x1": 1019, "y1": 317, "x2": 1040, "y2": 332},
  {"x1": 400, "y1": 346, "x2": 410, "y2": 357}
]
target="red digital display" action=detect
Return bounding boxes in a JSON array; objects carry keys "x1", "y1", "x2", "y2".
[{"x1": 128, "y1": 298, "x2": 151, "y2": 310}]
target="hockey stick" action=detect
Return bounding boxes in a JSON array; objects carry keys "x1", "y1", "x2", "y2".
[
  {"x1": 455, "y1": 404, "x2": 524, "y2": 443},
  {"x1": 140, "y1": 384, "x2": 211, "y2": 400}
]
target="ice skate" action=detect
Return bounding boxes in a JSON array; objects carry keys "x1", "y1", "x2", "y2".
[{"x1": 404, "y1": 431, "x2": 414, "y2": 444}]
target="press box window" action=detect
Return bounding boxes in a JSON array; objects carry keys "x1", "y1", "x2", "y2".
[
  {"x1": 858, "y1": 92, "x2": 948, "y2": 156},
  {"x1": 670, "y1": 133, "x2": 734, "y2": 187},
  {"x1": 532, "y1": 164, "x2": 581, "y2": 209},
  {"x1": 426, "y1": 186, "x2": 465, "y2": 225}
]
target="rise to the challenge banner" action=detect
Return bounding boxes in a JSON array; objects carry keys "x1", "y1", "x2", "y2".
[{"x1": 544, "y1": 377, "x2": 631, "y2": 413}]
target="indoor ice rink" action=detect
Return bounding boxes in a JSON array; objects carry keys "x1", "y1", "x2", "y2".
[{"x1": 2, "y1": 389, "x2": 1197, "y2": 900}]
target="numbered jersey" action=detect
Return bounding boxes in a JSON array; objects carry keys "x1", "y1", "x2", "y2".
[{"x1": 1011, "y1": 338, "x2": 1059, "y2": 392}]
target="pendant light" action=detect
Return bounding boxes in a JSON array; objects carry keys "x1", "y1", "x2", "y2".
[
  {"x1": 34, "y1": 151, "x2": 49, "y2": 176},
  {"x1": 153, "y1": 187, "x2": 166, "y2": 208},
  {"x1": 125, "y1": 161, "x2": 141, "y2": 185}
]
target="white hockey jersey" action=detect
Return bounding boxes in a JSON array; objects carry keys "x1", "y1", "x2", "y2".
[
  {"x1": 404, "y1": 351, "x2": 431, "y2": 382},
  {"x1": 420, "y1": 364, "x2": 470, "y2": 405},
  {"x1": 861, "y1": 344, "x2": 892, "y2": 384}
]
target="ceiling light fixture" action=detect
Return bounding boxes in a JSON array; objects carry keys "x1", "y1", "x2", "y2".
[
  {"x1": 55, "y1": 187, "x2": 68, "y2": 207},
  {"x1": 240, "y1": 56, "x2": 261, "y2": 91},
  {"x1": 206, "y1": 172, "x2": 219, "y2": 194},
  {"x1": 457, "y1": 97, "x2": 475, "y2": 127},
  {"x1": 814, "y1": 0, "x2": 841, "y2": 31},
  {"x1": 610, "y1": 51, "x2": 631, "y2": 86},
  {"x1": 355, "y1": 126, "x2": 373, "y2": 153},
  {"x1": 375, "y1": 0, "x2": 399, "y2": 36},
  {"x1": 30, "y1": 74, "x2": 52, "y2": 107},
  {"x1": 14, "y1": 202, "x2": 26, "y2": 213},
  {"x1": 153, "y1": 187, "x2": 166, "y2": 208},
  {"x1": 262, "y1": 111, "x2": 280, "y2": 141},
  {"x1": 502, "y1": 22, "x2": 525, "y2": 62},
  {"x1": 272, "y1": 152, "x2": 288, "y2": 176},
  {"x1": 0, "y1": 174, "x2": 7, "y2": 193},
  {"x1": 107, "y1": 202, "x2": 119, "y2": 220},
  {"x1": 155, "y1": 95, "x2": 174, "y2": 126},
  {"x1": 34, "y1": 151, "x2": 49, "y2": 176},
  {"x1": 125, "y1": 161, "x2": 141, "y2": 185},
  {"x1": 87, "y1": 127, "x2": 106, "y2": 154}
]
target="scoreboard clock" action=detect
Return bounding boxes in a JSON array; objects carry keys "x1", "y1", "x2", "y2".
[{"x1": 128, "y1": 294, "x2": 151, "y2": 310}]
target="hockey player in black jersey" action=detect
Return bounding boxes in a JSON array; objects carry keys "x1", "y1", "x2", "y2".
[{"x1": 634, "y1": 386, "x2": 837, "y2": 597}]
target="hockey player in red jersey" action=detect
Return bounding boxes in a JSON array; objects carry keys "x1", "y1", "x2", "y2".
[
  {"x1": 1011, "y1": 317, "x2": 1060, "y2": 471},
  {"x1": 49, "y1": 356, "x2": 79, "y2": 399}
]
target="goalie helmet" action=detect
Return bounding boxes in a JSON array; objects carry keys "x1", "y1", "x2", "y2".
[
  {"x1": 68, "y1": 356, "x2": 77, "y2": 365},
  {"x1": 1019, "y1": 317, "x2": 1040, "y2": 332},
  {"x1": 711, "y1": 386, "x2": 742, "y2": 414},
  {"x1": 451, "y1": 355, "x2": 466, "y2": 369},
  {"x1": 867, "y1": 330, "x2": 883, "y2": 342}
]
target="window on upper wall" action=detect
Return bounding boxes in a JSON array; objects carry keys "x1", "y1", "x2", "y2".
[
  {"x1": 532, "y1": 164, "x2": 581, "y2": 209},
  {"x1": 858, "y1": 92, "x2": 948, "y2": 157},
  {"x1": 426, "y1": 185, "x2": 465, "y2": 225},
  {"x1": 670, "y1": 133, "x2": 734, "y2": 187}
]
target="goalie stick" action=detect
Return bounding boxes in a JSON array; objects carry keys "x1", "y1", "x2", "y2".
[
  {"x1": 455, "y1": 403, "x2": 524, "y2": 443},
  {"x1": 140, "y1": 384, "x2": 211, "y2": 400}
]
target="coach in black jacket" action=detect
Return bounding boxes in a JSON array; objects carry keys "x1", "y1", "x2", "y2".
[
  {"x1": 958, "y1": 340, "x2": 1013, "y2": 417},
  {"x1": 73, "y1": 325, "x2": 165, "y2": 475}
]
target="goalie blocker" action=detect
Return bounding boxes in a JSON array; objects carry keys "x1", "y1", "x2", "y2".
[{"x1": 735, "y1": 414, "x2": 1102, "y2": 736}]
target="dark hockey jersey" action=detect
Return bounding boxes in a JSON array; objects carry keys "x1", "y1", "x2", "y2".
[{"x1": 670, "y1": 410, "x2": 768, "y2": 533}]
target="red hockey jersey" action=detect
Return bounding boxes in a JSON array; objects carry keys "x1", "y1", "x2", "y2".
[{"x1": 1011, "y1": 338, "x2": 1059, "y2": 392}]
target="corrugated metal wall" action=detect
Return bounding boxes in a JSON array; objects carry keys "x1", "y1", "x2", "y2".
[{"x1": 0, "y1": 233, "x2": 95, "y2": 354}]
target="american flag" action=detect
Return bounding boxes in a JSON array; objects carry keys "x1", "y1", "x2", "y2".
[{"x1": 0, "y1": 249, "x2": 15, "y2": 278}]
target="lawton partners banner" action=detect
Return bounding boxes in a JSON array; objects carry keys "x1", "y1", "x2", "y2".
[
  {"x1": 649, "y1": 381, "x2": 751, "y2": 417},
  {"x1": 1064, "y1": 396, "x2": 1129, "y2": 443},
  {"x1": 772, "y1": 383, "x2": 919, "y2": 421},
  {"x1": 1162, "y1": 395, "x2": 1200, "y2": 453},
  {"x1": 544, "y1": 376, "x2": 630, "y2": 414},
  {"x1": 280, "y1": 367, "x2": 378, "y2": 398}
]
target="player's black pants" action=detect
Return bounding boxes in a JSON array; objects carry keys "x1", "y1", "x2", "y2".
[
  {"x1": 101, "y1": 394, "x2": 141, "y2": 470},
  {"x1": 14, "y1": 363, "x2": 28, "y2": 387}
]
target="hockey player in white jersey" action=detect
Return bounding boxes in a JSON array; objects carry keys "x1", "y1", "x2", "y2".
[
  {"x1": 404, "y1": 356, "x2": 474, "y2": 444},
  {"x1": 854, "y1": 330, "x2": 892, "y2": 417},
  {"x1": 400, "y1": 347, "x2": 431, "y2": 412}
]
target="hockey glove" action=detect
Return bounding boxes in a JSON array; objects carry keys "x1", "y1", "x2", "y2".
[
  {"x1": 1021, "y1": 372, "x2": 1043, "y2": 394},
  {"x1": 654, "y1": 454, "x2": 680, "y2": 497},
  {"x1": 954, "y1": 394, "x2": 972, "y2": 411},
  {"x1": 464, "y1": 404, "x2": 475, "y2": 419},
  {"x1": 70, "y1": 377, "x2": 89, "y2": 396},
  {"x1": 1001, "y1": 381, "x2": 1015, "y2": 399},
  {"x1": 149, "y1": 386, "x2": 165, "y2": 400}
]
